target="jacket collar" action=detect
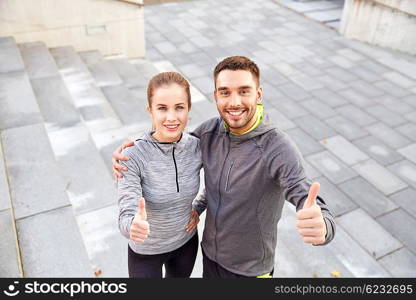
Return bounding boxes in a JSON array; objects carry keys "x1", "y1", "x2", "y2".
[{"x1": 219, "y1": 113, "x2": 275, "y2": 144}]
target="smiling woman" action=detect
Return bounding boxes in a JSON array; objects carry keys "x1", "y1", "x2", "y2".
[
  {"x1": 117, "y1": 72, "x2": 203, "y2": 278},
  {"x1": 146, "y1": 73, "x2": 191, "y2": 143}
]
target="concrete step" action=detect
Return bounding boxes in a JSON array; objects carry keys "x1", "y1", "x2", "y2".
[
  {"x1": 0, "y1": 140, "x2": 11, "y2": 212},
  {"x1": 49, "y1": 46, "x2": 148, "y2": 172},
  {"x1": 18, "y1": 42, "x2": 59, "y2": 79},
  {"x1": 18, "y1": 42, "x2": 117, "y2": 214},
  {"x1": 44, "y1": 46, "x2": 135, "y2": 275},
  {"x1": 51, "y1": 46, "x2": 151, "y2": 170},
  {"x1": 46, "y1": 123, "x2": 117, "y2": 215},
  {"x1": 0, "y1": 37, "x2": 25, "y2": 73},
  {"x1": 1, "y1": 123, "x2": 69, "y2": 219},
  {"x1": 1, "y1": 123, "x2": 92, "y2": 276},
  {"x1": 79, "y1": 50, "x2": 123, "y2": 87},
  {"x1": 108, "y1": 57, "x2": 146, "y2": 88},
  {"x1": 30, "y1": 75, "x2": 81, "y2": 128},
  {"x1": 101, "y1": 84, "x2": 150, "y2": 127},
  {"x1": 0, "y1": 210, "x2": 21, "y2": 277},
  {"x1": 0, "y1": 71, "x2": 43, "y2": 130},
  {"x1": 76, "y1": 204, "x2": 128, "y2": 277},
  {"x1": 50, "y1": 46, "x2": 122, "y2": 136},
  {"x1": 18, "y1": 42, "x2": 80, "y2": 128},
  {"x1": 17, "y1": 206, "x2": 92, "y2": 277},
  {"x1": 131, "y1": 58, "x2": 160, "y2": 81}
]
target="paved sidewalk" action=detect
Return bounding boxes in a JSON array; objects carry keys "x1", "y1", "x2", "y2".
[
  {"x1": 275, "y1": 0, "x2": 345, "y2": 29},
  {"x1": 143, "y1": 0, "x2": 416, "y2": 277}
]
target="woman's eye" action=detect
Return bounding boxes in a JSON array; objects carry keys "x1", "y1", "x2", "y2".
[
  {"x1": 176, "y1": 106, "x2": 185, "y2": 110},
  {"x1": 158, "y1": 107, "x2": 167, "y2": 111}
]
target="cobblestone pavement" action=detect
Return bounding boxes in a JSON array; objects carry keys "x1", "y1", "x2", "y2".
[{"x1": 143, "y1": 0, "x2": 416, "y2": 277}]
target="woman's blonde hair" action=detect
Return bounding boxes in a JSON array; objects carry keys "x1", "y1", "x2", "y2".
[{"x1": 147, "y1": 72, "x2": 191, "y2": 109}]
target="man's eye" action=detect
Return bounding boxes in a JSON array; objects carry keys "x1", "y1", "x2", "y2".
[
  {"x1": 220, "y1": 91, "x2": 230, "y2": 96},
  {"x1": 240, "y1": 90, "x2": 249, "y2": 95}
]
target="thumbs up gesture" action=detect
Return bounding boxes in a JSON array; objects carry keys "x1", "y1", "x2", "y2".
[
  {"x1": 296, "y1": 182, "x2": 327, "y2": 245},
  {"x1": 129, "y1": 198, "x2": 150, "y2": 243}
]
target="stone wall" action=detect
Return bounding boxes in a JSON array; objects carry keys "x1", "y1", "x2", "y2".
[
  {"x1": 0, "y1": 0, "x2": 145, "y2": 58},
  {"x1": 340, "y1": 0, "x2": 416, "y2": 55}
]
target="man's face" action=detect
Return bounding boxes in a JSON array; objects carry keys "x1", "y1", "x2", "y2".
[{"x1": 214, "y1": 70, "x2": 262, "y2": 134}]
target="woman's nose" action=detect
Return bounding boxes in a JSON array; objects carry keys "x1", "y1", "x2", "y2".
[{"x1": 166, "y1": 110, "x2": 177, "y2": 122}]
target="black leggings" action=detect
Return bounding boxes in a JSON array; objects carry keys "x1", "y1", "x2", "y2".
[{"x1": 128, "y1": 233, "x2": 198, "y2": 278}]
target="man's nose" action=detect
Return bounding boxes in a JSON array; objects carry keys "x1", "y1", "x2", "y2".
[{"x1": 229, "y1": 92, "x2": 242, "y2": 107}]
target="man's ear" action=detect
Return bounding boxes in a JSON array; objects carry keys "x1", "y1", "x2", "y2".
[{"x1": 257, "y1": 86, "x2": 263, "y2": 104}]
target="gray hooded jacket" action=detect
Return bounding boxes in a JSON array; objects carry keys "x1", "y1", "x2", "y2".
[
  {"x1": 118, "y1": 132, "x2": 202, "y2": 255},
  {"x1": 192, "y1": 115, "x2": 336, "y2": 276}
]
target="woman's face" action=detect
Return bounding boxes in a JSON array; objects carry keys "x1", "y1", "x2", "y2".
[{"x1": 148, "y1": 83, "x2": 190, "y2": 143}]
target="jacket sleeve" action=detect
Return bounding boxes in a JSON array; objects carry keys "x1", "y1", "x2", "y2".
[
  {"x1": 190, "y1": 123, "x2": 204, "y2": 139},
  {"x1": 267, "y1": 134, "x2": 336, "y2": 245},
  {"x1": 190, "y1": 117, "x2": 219, "y2": 139},
  {"x1": 192, "y1": 187, "x2": 207, "y2": 215},
  {"x1": 117, "y1": 149, "x2": 143, "y2": 240}
]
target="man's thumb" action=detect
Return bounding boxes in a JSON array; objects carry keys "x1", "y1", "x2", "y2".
[
  {"x1": 303, "y1": 182, "x2": 320, "y2": 209},
  {"x1": 138, "y1": 197, "x2": 147, "y2": 220}
]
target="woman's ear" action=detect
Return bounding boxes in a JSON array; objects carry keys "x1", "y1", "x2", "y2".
[{"x1": 147, "y1": 106, "x2": 155, "y2": 130}]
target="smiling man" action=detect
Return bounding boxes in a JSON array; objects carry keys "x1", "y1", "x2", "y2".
[
  {"x1": 112, "y1": 56, "x2": 336, "y2": 278},
  {"x1": 214, "y1": 67, "x2": 262, "y2": 134}
]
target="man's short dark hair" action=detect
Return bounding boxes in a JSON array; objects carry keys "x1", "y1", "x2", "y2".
[{"x1": 213, "y1": 56, "x2": 260, "y2": 88}]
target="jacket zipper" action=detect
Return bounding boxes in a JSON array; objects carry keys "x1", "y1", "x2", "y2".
[
  {"x1": 215, "y1": 134, "x2": 231, "y2": 262},
  {"x1": 224, "y1": 161, "x2": 234, "y2": 192},
  {"x1": 172, "y1": 147, "x2": 179, "y2": 193}
]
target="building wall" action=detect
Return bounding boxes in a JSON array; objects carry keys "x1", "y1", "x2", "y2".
[
  {"x1": 0, "y1": 0, "x2": 145, "y2": 58},
  {"x1": 340, "y1": 0, "x2": 416, "y2": 55}
]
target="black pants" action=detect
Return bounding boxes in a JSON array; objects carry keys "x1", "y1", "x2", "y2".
[
  {"x1": 202, "y1": 248, "x2": 274, "y2": 278},
  {"x1": 128, "y1": 233, "x2": 198, "y2": 278}
]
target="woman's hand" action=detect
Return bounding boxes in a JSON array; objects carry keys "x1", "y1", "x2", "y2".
[
  {"x1": 186, "y1": 209, "x2": 199, "y2": 232},
  {"x1": 130, "y1": 198, "x2": 150, "y2": 243},
  {"x1": 112, "y1": 140, "x2": 134, "y2": 180}
]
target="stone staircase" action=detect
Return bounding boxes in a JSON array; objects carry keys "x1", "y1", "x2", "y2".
[{"x1": 0, "y1": 36, "x2": 217, "y2": 277}]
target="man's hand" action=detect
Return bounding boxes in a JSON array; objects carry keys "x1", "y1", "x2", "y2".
[
  {"x1": 112, "y1": 140, "x2": 134, "y2": 180},
  {"x1": 129, "y1": 198, "x2": 150, "y2": 243},
  {"x1": 186, "y1": 209, "x2": 199, "y2": 232},
  {"x1": 296, "y1": 182, "x2": 327, "y2": 245}
]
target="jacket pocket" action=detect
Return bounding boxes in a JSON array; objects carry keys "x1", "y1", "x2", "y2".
[{"x1": 224, "y1": 161, "x2": 234, "y2": 192}]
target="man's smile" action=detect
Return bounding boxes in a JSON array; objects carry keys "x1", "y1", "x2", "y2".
[{"x1": 226, "y1": 109, "x2": 246, "y2": 118}]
